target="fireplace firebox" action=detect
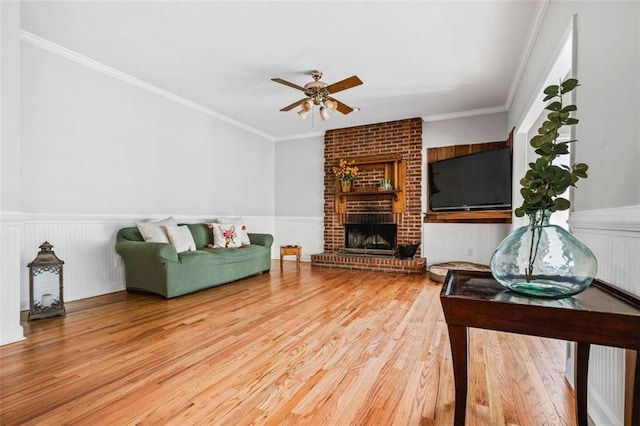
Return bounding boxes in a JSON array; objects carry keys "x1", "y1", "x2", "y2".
[{"x1": 344, "y1": 213, "x2": 397, "y2": 256}]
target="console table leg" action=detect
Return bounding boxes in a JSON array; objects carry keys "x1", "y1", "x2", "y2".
[
  {"x1": 631, "y1": 350, "x2": 639, "y2": 426},
  {"x1": 575, "y1": 342, "x2": 591, "y2": 426},
  {"x1": 447, "y1": 325, "x2": 468, "y2": 426}
]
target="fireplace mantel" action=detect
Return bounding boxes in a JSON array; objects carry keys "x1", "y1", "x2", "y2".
[{"x1": 334, "y1": 154, "x2": 406, "y2": 214}]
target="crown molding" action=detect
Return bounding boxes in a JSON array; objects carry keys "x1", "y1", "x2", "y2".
[
  {"x1": 273, "y1": 131, "x2": 325, "y2": 142},
  {"x1": 422, "y1": 105, "x2": 507, "y2": 123},
  {"x1": 505, "y1": 0, "x2": 550, "y2": 111},
  {"x1": 20, "y1": 30, "x2": 276, "y2": 142}
]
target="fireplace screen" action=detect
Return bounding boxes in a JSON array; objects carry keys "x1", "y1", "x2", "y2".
[{"x1": 344, "y1": 213, "x2": 397, "y2": 255}]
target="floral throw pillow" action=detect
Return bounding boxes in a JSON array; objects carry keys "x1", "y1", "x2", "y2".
[
  {"x1": 212, "y1": 217, "x2": 251, "y2": 246},
  {"x1": 210, "y1": 223, "x2": 245, "y2": 248}
]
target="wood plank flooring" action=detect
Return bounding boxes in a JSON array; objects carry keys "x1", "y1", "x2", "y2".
[{"x1": 0, "y1": 261, "x2": 577, "y2": 425}]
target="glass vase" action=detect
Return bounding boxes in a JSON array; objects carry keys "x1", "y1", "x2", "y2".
[{"x1": 490, "y1": 210, "x2": 597, "y2": 298}]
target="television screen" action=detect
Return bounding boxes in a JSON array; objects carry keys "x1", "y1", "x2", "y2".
[{"x1": 428, "y1": 147, "x2": 512, "y2": 211}]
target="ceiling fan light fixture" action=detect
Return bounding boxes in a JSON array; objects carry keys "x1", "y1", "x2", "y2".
[
  {"x1": 324, "y1": 99, "x2": 337, "y2": 111},
  {"x1": 298, "y1": 99, "x2": 312, "y2": 119},
  {"x1": 319, "y1": 106, "x2": 330, "y2": 121},
  {"x1": 298, "y1": 108, "x2": 311, "y2": 119}
]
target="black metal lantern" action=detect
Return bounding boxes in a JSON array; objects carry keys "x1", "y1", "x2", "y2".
[{"x1": 27, "y1": 241, "x2": 65, "y2": 320}]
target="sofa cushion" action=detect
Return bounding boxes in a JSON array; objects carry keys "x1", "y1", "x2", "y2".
[
  {"x1": 165, "y1": 225, "x2": 196, "y2": 253},
  {"x1": 184, "y1": 223, "x2": 213, "y2": 248},
  {"x1": 179, "y1": 245, "x2": 269, "y2": 265},
  {"x1": 136, "y1": 216, "x2": 177, "y2": 243}
]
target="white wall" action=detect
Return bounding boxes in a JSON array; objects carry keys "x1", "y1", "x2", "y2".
[
  {"x1": 21, "y1": 42, "x2": 274, "y2": 216},
  {"x1": 422, "y1": 113, "x2": 511, "y2": 265},
  {"x1": 274, "y1": 135, "x2": 324, "y2": 217},
  {"x1": 274, "y1": 135, "x2": 324, "y2": 260},
  {"x1": 508, "y1": 2, "x2": 640, "y2": 424},
  {"x1": 0, "y1": 0, "x2": 26, "y2": 345},
  {"x1": 1, "y1": 2, "x2": 21, "y2": 212}
]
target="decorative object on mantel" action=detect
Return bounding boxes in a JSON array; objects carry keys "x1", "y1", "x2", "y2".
[
  {"x1": 27, "y1": 241, "x2": 66, "y2": 320},
  {"x1": 396, "y1": 243, "x2": 420, "y2": 259},
  {"x1": 490, "y1": 78, "x2": 597, "y2": 298},
  {"x1": 333, "y1": 159, "x2": 359, "y2": 192},
  {"x1": 378, "y1": 179, "x2": 393, "y2": 191}
]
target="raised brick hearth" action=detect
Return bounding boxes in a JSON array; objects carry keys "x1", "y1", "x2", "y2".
[
  {"x1": 311, "y1": 117, "x2": 425, "y2": 274},
  {"x1": 311, "y1": 252, "x2": 426, "y2": 274}
]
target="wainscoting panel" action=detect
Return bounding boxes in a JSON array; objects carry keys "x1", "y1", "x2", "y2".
[
  {"x1": 0, "y1": 212, "x2": 26, "y2": 345},
  {"x1": 568, "y1": 205, "x2": 640, "y2": 426},
  {"x1": 19, "y1": 214, "x2": 277, "y2": 310},
  {"x1": 20, "y1": 216, "x2": 132, "y2": 309}
]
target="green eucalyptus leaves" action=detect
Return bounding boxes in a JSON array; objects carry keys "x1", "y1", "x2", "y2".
[{"x1": 515, "y1": 78, "x2": 589, "y2": 218}]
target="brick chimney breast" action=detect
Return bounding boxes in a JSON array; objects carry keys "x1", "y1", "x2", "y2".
[{"x1": 320, "y1": 118, "x2": 423, "y2": 265}]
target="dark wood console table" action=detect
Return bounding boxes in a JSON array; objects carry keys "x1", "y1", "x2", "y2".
[{"x1": 440, "y1": 270, "x2": 640, "y2": 426}]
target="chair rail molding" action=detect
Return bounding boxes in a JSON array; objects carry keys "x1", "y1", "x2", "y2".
[
  {"x1": 0, "y1": 211, "x2": 28, "y2": 224},
  {"x1": 568, "y1": 205, "x2": 640, "y2": 233}
]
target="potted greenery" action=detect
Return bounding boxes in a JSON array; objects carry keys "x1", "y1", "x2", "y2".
[
  {"x1": 333, "y1": 159, "x2": 359, "y2": 192},
  {"x1": 490, "y1": 78, "x2": 597, "y2": 298}
]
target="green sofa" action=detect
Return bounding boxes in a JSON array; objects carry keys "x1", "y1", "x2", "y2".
[{"x1": 115, "y1": 223, "x2": 273, "y2": 298}]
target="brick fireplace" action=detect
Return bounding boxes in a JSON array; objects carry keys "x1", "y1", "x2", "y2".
[{"x1": 311, "y1": 117, "x2": 426, "y2": 274}]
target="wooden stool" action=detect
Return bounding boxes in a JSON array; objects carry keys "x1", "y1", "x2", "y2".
[{"x1": 280, "y1": 245, "x2": 301, "y2": 270}]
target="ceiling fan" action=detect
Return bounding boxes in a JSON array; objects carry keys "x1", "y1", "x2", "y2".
[{"x1": 271, "y1": 70, "x2": 363, "y2": 120}]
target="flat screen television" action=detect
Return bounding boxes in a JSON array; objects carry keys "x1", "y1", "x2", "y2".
[{"x1": 428, "y1": 147, "x2": 512, "y2": 211}]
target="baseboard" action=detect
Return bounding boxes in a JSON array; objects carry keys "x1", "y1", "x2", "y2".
[
  {"x1": 589, "y1": 387, "x2": 623, "y2": 426},
  {"x1": 67, "y1": 281, "x2": 126, "y2": 303}
]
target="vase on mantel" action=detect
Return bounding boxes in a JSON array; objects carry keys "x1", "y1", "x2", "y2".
[
  {"x1": 341, "y1": 180, "x2": 352, "y2": 192},
  {"x1": 490, "y1": 209, "x2": 597, "y2": 298}
]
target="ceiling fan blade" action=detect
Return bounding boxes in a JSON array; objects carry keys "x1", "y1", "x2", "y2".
[
  {"x1": 280, "y1": 98, "x2": 307, "y2": 112},
  {"x1": 325, "y1": 75, "x2": 363, "y2": 94},
  {"x1": 329, "y1": 97, "x2": 355, "y2": 115},
  {"x1": 271, "y1": 78, "x2": 305, "y2": 91}
]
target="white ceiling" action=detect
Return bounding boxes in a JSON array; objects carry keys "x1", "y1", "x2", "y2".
[{"x1": 20, "y1": 1, "x2": 543, "y2": 141}]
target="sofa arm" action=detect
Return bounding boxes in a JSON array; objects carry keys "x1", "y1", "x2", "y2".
[
  {"x1": 248, "y1": 233, "x2": 274, "y2": 249},
  {"x1": 115, "y1": 240, "x2": 179, "y2": 264}
]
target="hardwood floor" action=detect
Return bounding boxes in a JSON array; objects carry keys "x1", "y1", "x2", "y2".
[{"x1": 1, "y1": 261, "x2": 577, "y2": 425}]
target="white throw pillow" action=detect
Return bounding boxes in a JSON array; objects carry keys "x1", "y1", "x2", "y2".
[
  {"x1": 211, "y1": 223, "x2": 244, "y2": 248},
  {"x1": 213, "y1": 217, "x2": 251, "y2": 246},
  {"x1": 136, "y1": 216, "x2": 177, "y2": 243},
  {"x1": 165, "y1": 225, "x2": 196, "y2": 253}
]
